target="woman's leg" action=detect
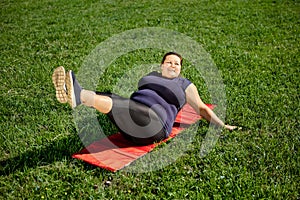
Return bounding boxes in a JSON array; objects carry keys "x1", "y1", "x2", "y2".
[
  {"x1": 107, "y1": 97, "x2": 167, "y2": 145},
  {"x1": 63, "y1": 69, "x2": 113, "y2": 114},
  {"x1": 80, "y1": 90, "x2": 112, "y2": 113},
  {"x1": 57, "y1": 67, "x2": 166, "y2": 145},
  {"x1": 93, "y1": 94, "x2": 113, "y2": 114}
]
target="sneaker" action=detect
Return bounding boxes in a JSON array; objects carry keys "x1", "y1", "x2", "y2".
[
  {"x1": 52, "y1": 66, "x2": 68, "y2": 103},
  {"x1": 65, "y1": 70, "x2": 82, "y2": 108}
]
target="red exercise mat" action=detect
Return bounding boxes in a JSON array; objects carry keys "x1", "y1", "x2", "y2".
[{"x1": 72, "y1": 104, "x2": 214, "y2": 172}]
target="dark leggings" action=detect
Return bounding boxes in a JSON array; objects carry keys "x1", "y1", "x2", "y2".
[{"x1": 96, "y1": 92, "x2": 167, "y2": 145}]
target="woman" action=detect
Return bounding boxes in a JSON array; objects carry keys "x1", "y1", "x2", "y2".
[{"x1": 52, "y1": 52, "x2": 237, "y2": 145}]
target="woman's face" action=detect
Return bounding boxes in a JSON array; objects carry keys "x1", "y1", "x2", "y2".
[{"x1": 161, "y1": 54, "x2": 182, "y2": 78}]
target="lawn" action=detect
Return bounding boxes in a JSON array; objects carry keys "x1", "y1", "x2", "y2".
[{"x1": 0, "y1": 0, "x2": 299, "y2": 199}]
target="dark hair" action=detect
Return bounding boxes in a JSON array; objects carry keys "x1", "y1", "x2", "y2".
[{"x1": 161, "y1": 52, "x2": 183, "y2": 66}]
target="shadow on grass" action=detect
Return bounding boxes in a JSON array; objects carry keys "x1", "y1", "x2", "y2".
[
  {"x1": 0, "y1": 134, "x2": 84, "y2": 176},
  {"x1": 0, "y1": 120, "x2": 234, "y2": 176}
]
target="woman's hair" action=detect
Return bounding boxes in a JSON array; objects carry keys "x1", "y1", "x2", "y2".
[{"x1": 161, "y1": 52, "x2": 183, "y2": 66}]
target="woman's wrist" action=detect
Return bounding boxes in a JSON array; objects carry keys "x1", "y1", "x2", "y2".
[
  {"x1": 220, "y1": 122, "x2": 226, "y2": 129},
  {"x1": 214, "y1": 122, "x2": 226, "y2": 129}
]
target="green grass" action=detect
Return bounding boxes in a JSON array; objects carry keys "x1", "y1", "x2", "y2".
[{"x1": 1, "y1": 0, "x2": 299, "y2": 199}]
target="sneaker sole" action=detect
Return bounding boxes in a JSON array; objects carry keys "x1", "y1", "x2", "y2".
[
  {"x1": 52, "y1": 66, "x2": 68, "y2": 103},
  {"x1": 65, "y1": 70, "x2": 76, "y2": 108}
]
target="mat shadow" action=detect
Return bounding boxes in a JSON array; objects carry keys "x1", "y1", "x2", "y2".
[{"x1": 0, "y1": 134, "x2": 83, "y2": 176}]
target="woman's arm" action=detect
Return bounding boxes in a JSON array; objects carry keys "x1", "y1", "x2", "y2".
[{"x1": 185, "y1": 83, "x2": 237, "y2": 131}]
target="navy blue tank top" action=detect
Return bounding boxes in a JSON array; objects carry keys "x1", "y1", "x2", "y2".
[{"x1": 130, "y1": 71, "x2": 192, "y2": 136}]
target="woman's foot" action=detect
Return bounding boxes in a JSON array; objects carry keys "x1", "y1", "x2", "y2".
[
  {"x1": 52, "y1": 66, "x2": 68, "y2": 103},
  {"x1": 65, "y1": 70, "x2": 82, "y2": 108}
]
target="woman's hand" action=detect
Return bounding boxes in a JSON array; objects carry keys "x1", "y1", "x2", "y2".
[
  {"x1": 224, "y1": 125, "x2": 240, "y2": 131},
  {"x1": 185, "y1": 84, "x2": 242, "y2": 131}
]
